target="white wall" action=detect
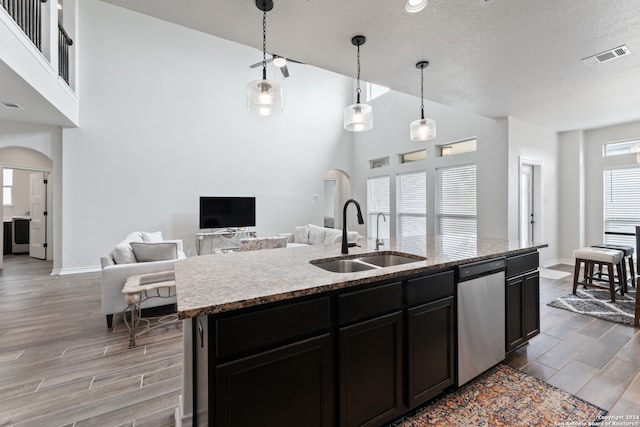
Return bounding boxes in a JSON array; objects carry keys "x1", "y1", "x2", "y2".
[
  {"x1": 59, "y1": 0, "x2": 353, "y2": 271},
  {"x1": 351, "y1": 90, "x2": 509, "y2": 242},
  {"x1": 0, "y1": 123, "x2": 61, "y2": 270},
  {"x1": 558, "y1": 130, "x2": 585, "y2": 262},
  {"x1": 507, "y1": 117, "x2": 559, "y2": 265}
]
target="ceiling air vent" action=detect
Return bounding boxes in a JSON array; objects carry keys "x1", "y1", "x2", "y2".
[
  {"x1": 0, "y1": 101, "x2": 23, "y2": 110},
  {"x1": 582, "y1": 45, "x2": 631, "y2": 65}
]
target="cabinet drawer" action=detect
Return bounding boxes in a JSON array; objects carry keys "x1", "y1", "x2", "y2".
[
  {"x1": 406, "y1": 270, "x2": 454, "y2": 306},
  {"x1": 215, "y1": 297, "x2": 330, "y2": 359},
  {"x1": 506, "y1": 251, "x2": 539, "y2": 278},
  {"x1": 338, "y1": 282, "x2": 402, "y2": 325}
]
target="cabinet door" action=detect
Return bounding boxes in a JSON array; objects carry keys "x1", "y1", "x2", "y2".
[
  {"x1": 339, "y1": 311, "x2": 404, "y2": 427},
  {"x1": 407, "y1": 296, "x2": 454, "y2": 408},
  {"x1": 216, "y1": 334, "x2": 334, "y2": 427},
  {"x1": 506, "y1": 276, "x2": 525, "y2": 352},
  {"x1": 523, "y1": 272, "x2": 540, "y2": 341},
  {"x1": 506, "y1": 271, "x2": 540, "y2": 353}
]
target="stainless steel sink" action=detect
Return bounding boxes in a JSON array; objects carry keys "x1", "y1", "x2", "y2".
[
  {"x1": 311, "y1": 251, "x2": 426, "y2": 273},
  {"x1": 357, "y1": 253, "x2": 424, "y2": 267},
  {"x1": 311, "y1": 259, "x2": 378, "y2": 273}
]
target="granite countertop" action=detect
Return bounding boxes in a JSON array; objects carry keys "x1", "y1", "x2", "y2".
[{"x1": 175, "y1": 236, "x2": 547, "y2": 319}]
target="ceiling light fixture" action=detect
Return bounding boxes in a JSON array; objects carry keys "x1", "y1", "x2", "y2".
[
  {"x1": 247, "y1": 0, "x2": 282, "y2": 116},
  {"x1": 344, "y1": 35, "x2": 373, "y2": 132},
  {"x1": 272, "y1": 56, "x2": 287, "y2": 68},
  {"x1": 410, "y1": 61, "x2": 436, "y2": 141},
  {"x1": 405, "y1": 0, "x2": 427, "y2": 13}
]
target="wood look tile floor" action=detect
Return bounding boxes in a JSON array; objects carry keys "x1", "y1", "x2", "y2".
[
  {"x1": 0, "y1": 255, "x2": 182, "y2": 427},
  {"x1": 1, "y1": 256, "x2": 640, "y2": 426}
]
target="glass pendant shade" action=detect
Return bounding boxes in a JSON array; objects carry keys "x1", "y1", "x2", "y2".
[
  {"x1": 344, "y1": 103, "x2": 373, "y2": 132},
  {"x1": 410, "y1": 118, "x2": 436, "y2": 141},
  {"x1": 247, "y1": 78, "x2": 282, "y2": 116}
]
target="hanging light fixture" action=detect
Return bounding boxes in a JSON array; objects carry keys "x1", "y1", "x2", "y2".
[
  {"x1": 344, "y1": 35, "x2": 373, "y2": 132},
  {"x1": 410, "y1": 61, "x2": 436, "y2": 141},
  {"x1": 247, "y1": 0, "x2": 282, "y2": 116}
]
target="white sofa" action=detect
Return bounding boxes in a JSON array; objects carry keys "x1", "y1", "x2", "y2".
[
  {"x1": 100, "y1": 231, "x2": 186, "y2": 328},
  {"x1": 283, "y1": 224, "x2": 360, "y2": 248}
]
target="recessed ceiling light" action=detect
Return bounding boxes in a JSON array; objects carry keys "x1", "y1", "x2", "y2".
[{"x1": 405, "y1": 0, "x2": 427, "y2": 13}]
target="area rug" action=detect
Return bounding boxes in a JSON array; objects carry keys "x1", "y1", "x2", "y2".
[
  {"x1": 547, "y1": 288, "x2": 636, "y2": 326},
  {"x1": 389, "y1": 364, "x2": 605, "y2": 427},
  {"x1": 539, "y1": 268, "x2": 572, "y2": 280}
]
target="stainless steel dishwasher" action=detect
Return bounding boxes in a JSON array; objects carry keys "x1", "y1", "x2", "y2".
[{"x1": 457, "y1": 257, "x2": 507, "y2": 386}]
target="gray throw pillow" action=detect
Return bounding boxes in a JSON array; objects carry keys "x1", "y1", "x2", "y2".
[{"x1": 130, "y1": 242, "x2": 178, "y2": 262}]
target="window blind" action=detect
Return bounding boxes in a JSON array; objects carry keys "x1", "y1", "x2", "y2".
[
  {"x1": 436, "y1": 164, "x2": 477, "y2": 239},
  {"x1": 367, "y1": 176, "x2": 390, "y2": 239},
  {"x1": 603, "y1": 167, "x2": 640, "y2": 250},
  {"x1": 397, "y1": 171, "x2": 426, "y2": 239}
]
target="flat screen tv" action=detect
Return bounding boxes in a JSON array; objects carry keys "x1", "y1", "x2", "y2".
[{"x1": 199, "y1": 196, "x2": 256, "y2": 229}]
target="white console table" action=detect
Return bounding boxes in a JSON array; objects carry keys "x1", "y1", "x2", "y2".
[{"x1": 195, "y1": 230, "x2": 257, "y2": 255}]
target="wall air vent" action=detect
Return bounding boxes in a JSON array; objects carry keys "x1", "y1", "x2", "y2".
[
  {"x1": 582, "y1": 45, "x2": 631, "y2": 65},
  {"x1": 0, "y1": 101, "x2": 23, "y2": 110}
]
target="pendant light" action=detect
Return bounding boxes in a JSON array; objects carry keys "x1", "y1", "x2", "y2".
[
  {"x1": 247, "y1": 0, "x2": 282, "y2": 116},
  {"x1": 410, "y1": 61, "x2": 436, "y2": 141},
  {"x1": 344, "y1": 35, "x2": 373, "y2": 132}
]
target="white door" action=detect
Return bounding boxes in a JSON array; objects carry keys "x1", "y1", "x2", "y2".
[
  {"x1": 520, "y1": 165, "x2": 534, "y2": 243},
  {"x1": 29, "y1": 172, "x2": 47, "y2": 260}
]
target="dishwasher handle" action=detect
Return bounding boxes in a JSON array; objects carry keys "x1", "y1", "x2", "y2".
[{"x1": 458, "y1": 257, "x2": 507, "y2": 281}]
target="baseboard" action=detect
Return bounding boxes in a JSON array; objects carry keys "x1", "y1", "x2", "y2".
[
  {"x1": 543, "y1": 258, "x2": 573, "y2": 268},
  {"x1": 58, "y1": 265, "x2": 101, "y2": 275}
]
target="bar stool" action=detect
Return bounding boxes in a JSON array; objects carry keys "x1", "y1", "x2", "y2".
[
  {"x1": 573, "y1": 247, "x2": 624, "y2": 302},
  {"x1": 591, "y1": 244, "x2": 635, "y2": 292}
]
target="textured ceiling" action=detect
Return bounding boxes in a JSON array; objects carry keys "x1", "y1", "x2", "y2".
[
  {"x1": 97, "y1": 0, "x2": 640, "y2": 132},
  {"x1": 3, "y1": 0, "x2": 640, "y2": 131}
]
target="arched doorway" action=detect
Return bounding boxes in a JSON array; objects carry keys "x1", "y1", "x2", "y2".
[{"x1": 1, "y1": 147, "x2": 54, "y2": 270}]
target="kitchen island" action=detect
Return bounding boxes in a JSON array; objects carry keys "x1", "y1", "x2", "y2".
[{"x1": 176, "y1": 236, "x2": 547, "y2": 427}]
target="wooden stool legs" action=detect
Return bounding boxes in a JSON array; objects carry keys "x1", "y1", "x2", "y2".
[{"x1": 573, "y1": 258, "x2": 622, "y2": 303}]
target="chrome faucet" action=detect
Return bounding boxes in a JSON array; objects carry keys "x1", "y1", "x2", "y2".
[
  {"x1": 376, "y1": 212, "x2": 386, "y2": 251},
  {"x1": 342, "y1": 199, "x2": 364, "y2": 254}
]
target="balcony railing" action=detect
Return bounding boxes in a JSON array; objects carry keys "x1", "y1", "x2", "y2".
[
  {"x1": 58, "y1": 22, "x2": 73, "y2": 84},
  {"x1": 2, "y1": 0, "x2": 74, "y2": 85},
  {"x1": 1, "y1": 0, "x2": 48, "y2": 50}
]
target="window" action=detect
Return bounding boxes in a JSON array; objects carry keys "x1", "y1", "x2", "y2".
[
  {"x1": 603, "y1": 167, "x2": 640, "y2": 250},
  {"x1": 604, "y1": 139, "x2": 640, "y2": 157},
  {"x1": 437, "y1": 164, "x2": 477, "y2": 241},
  {"x1": 400, "y1": 149, "x2": 426, "y2": 164},
  {"x1": 367, "y1": 176, "x2": 390, "y2": 240},
  {"x1": 369, "y1": 157, "x2": 389, "y2": 169},
  {"x1": 439, "y1": 138, "x2": 477, "y2": 157},
  {"x1": 3, "y1": 168, "x2": 13, "y2": 206},
  {"x1": 397, "y1": 171, "x2": 426, "y2": 240}
]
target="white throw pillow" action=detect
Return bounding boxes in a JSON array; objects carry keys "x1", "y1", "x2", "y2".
[
  {"x1": 324, "y1": 229, "x2": 342, "y2": 244},
  {"x1": 293, "y1": 226, "x2": 309, "y2": 244},
  {"x1": 308, "y1": 225, "x2": 327, "y2": 245},
  {"x1": 347, "y1": 231, "x2": 359, "y2": 243},
  {"x1": 112, "y1": 239, "x2": 137, "y2": 264},
  {"x1": 125, "y1": 232, "x2": 144, "y2": 243},
  {"x1": 142, "y1": 231, "x2": 164, "y2": 243}
]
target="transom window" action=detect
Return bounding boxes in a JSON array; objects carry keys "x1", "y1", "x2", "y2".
[{"x1": 603, "y1": 139, "x2": 640, "y2": 157}]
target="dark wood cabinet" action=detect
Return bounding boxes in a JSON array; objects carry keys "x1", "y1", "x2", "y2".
[
  {"x1": 338, "y1": 311, "x2": 404, "y2": 427},
  {"x1": 215, "y1": 334, "x2": 334, "y2": 427},
  {"x1": 506, "y1": 271, "x2": 540, "y2": 353},
  {"x1": 195, "y1": 270, "x2": 457, "y2": 427},
  {"x1": 407, "y1": 296, "x2": 455, "y2": 407}
]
